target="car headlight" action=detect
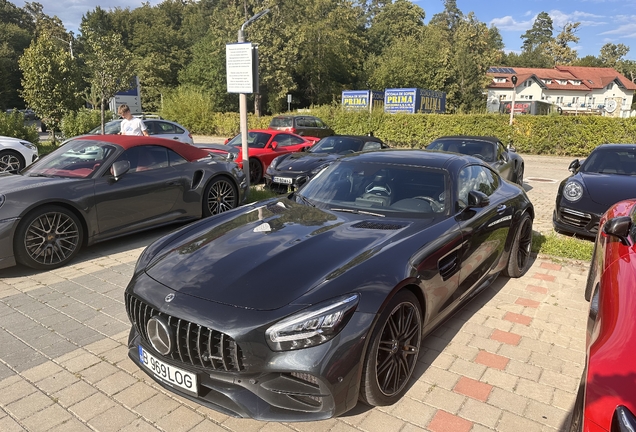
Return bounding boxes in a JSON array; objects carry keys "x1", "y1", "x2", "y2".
[
  {"x1": 19, "y1": 141, "x2": 37, "y2": 151},
  {"x1": 266, "y1": 294, "x2": 359, "y2": 351},
  {"x1": 563, "y1": 180, "x2": 583, "y2": 202},
  {"x1": 226, "y1": 152, "x2": 237, "y2": 162},
  {"x1": 310, "y1": 164, "x2": 329, "y2": 176}
]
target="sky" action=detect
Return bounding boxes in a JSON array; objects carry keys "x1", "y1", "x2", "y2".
[{"x1": 11, "y1": 0, "x2": 636, "y2": 60}]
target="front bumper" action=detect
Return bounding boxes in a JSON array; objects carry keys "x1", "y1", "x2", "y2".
[
  {"x1": 264, "y1": 173, "x2": 309, "y2": 194},
  {"x1": 125, "y1": 285, "x2": 374, "y2": 421},
  {"x1": 553, "y1": 206, "x2": 600, "y2": 239},
  {"x1": 0, "y1": 218, "x2": 19, "y2": 270}
]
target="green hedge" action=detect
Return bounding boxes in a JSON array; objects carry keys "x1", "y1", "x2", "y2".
[
  {"x1": 60, "y1": 108, "x2": 113, "y2": 138},
  {"x1": 0, "y1": 111, "x2": 39, "y2": 144},
  {"x1": 158, "y1": 95, "x2": 636, "y2": 157}
]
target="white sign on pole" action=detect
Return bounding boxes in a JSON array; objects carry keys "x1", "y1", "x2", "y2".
[{"x1": 226, "y1": 43, "x2": 254, "y2": 94}]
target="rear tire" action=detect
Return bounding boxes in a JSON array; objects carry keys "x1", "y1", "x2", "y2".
[
  {"x1": 359, "y1": 290, "x2": 422, "y2": 406},
  {"x1": 0, "y1": 150, "x2": 25, "y2": 173},
  {"x1": 203, "y1": 177, "x2": 238, "y2": 217},
  {"x1": 15, "y1": 205, "x2": 83, "y2": 270},
  {"x1": 504, "y1": 212, "x2": 533, "y2": 278}
]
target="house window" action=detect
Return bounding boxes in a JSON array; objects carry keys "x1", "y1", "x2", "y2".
[
  {"x1": 591, "y1": 97, "x2": 595, "y2": 106},
  {"x1": 528, "y1": 95, "x2": 533, "y2": 100},
  {"x1": 493, "y1": 77, "x2": 506, "y2": 83},
  {"x1": 556, "y1": 96, "x2": 563, "y2": 104},
  {"x1": 569, "y1": 80, "x2": 581, "y2": 85},
  {"x1": 573, "y1": 97, "x2": 579, "y2": 104},
  {"x1": 557, "y1": 80, "x2": 567, "y2": 85},
  {"x1": 606, "y1": 83, "x2": 614, "y2": 90},
  {"x1": 499, "y1": 94, "x2": 507, "y2": 100}
]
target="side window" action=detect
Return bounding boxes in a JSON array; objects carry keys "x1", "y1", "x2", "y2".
[
  {"x1": 157, "y1": 122, "x2": 176, "y2": 134},
  {"x1": 175, "y1": 126, "x2": 185, "y2": 134},
  {"x1": 314, "y1": 118, "x2": 325, "y2": 127},
  {"x1": 143, "y1": 122, "x2": 154, "y2": 135},
  {"x1": 113, "y1": 147, "x2": 140, "y2": 173},
  {"x1": 135, "y1": 146, "x2": 169, "y2": 172},
  {"x1": 457, "y1": 165, "x2": 499, "y2": 207},
  {"x1": 275, "y1": 134, "x2": 294, "y2": 147},
  {"x1": 475, "y1": 166, "x2": 499, "y2": 196},
  {"x1": 168, "y1": 149, "x2": 187, "y2": 166},
  {"x1": 497, "y1": 143, "x2": 506, "y2": 160},
  {"x1": 296, "y1": 118, "x2": 310, "y2": 127},
  {"x1": 362, "y1": 141, "x2": 382, "y2": 151},
  {"x1": 288, "y1": 135, "x2": 306, "y2": 146}
]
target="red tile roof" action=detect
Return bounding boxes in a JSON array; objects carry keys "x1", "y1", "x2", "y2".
[{"x1": 487, "y1": 66, "x2": 636, "y2": 91}]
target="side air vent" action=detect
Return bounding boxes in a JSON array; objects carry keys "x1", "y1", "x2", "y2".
[
  {"x1": 191, "y1": 170, "x2": 204, "y2": 189},
  {"x1": 438, "y1": 251, "x2": 459, "y2": 281},
  {"x1": 351, "y1": 221, "x2": 408, "y2": 230}
]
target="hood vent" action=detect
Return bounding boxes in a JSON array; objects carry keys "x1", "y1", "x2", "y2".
[{"x1": 352, "y1": 221, "x2": 408, "y2": 230}]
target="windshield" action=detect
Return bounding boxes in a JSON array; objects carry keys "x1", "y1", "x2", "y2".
[
  {"x1": 227, "y1": 132, "x2": 272, "y2": 149},
  {"x1": 581, "y1": 148, "x2": 636, "y2": 175},
  {"x1": 298, "y1": 159, "x2": 449, "y2": 216},
  {"x1": 427, "y1": 139, "x2": 496, "y2": 162},
  {"x1": 23, "y1": 139, "x2": 118, "y2": 178},
  {"x1": 89, "y1": 120, "x2": 122, "y2": 135},
  {"x1": 309, "y1": 136, "x2": 365, "y2": 154}
]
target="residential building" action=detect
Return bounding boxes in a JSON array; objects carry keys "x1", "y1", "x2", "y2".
[{"x1": 486, "y1": 66, "x2": 636, "y2": 117}]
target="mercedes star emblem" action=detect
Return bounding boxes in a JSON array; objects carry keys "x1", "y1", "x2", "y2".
[
  {"x1": 146, "y1": 316, "x2": 173, "y2": 355},
  {"x1": 165, "y1": 293, "x2": 175, "y2": 303}
]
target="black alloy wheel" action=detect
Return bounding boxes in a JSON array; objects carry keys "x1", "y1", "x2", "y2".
[
  {"x1": 504, "y1": 212, "x2": 533, "y2": 278},
  {"x1": 516, "y1": 164, "x2": 524, "y2": 186},
  {"x1": 203, "y1": 177, "x2": 238, "y2": 217},
  {"x1": 360, "y1": 291, "x2": 422, "y2": 406},
  {"x1": 15, "y1": 206, "x2": 83, "y2": 270},
  {"x1": 0, "y1": 150, "x2": 24, "y2": 173},
  {"x1": 249, "y1": 158, "x2": 263, "y2": 184}
]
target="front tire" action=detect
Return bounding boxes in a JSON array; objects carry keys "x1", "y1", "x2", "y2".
[
  {"x1": 203, "y1": 177, "x2": 238, "y2": 217},
  {"x1": 359, "y1": 290, "x2": 422, "y2": 406},
  {"x1": 0, "y1": 150, "x2": 25, "y2": 173},
  {"x1": 504, "y1": 212, "x2": 533, "y2": 278},
  {"x1": 249, "y1": 158, "x2": 263, "y2": 184},
  {"x1": 15, "y1": 205, "x2": 83, "y2": 270}
]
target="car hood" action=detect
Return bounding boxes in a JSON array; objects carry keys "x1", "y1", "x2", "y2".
[
  {"x1": 0, "y1": 173, "x2": 75, "y2": 194},
  {"x1": 145, "y1": 200, "x2": 422, "y2": 310},
  {"x1": 272, "y1": 152, "x2": 339, "y2": 173},
  {"x1": 580, "y1": 173, "x2": 636, "y2": 207}
]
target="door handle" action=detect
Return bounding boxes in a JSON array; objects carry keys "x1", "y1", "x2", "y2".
[
  {"x1": 166, "y1": 181, "x2": 178, "y2": 186},
  {"x1": 497, "y1": 204, "x2": 506, "y2": 213},
  {"x1": 173, "y1": 137, "x2": 179, "y2": 140}
]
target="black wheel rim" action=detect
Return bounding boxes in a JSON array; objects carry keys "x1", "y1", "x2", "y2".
[
  {"x1": 207, "y1": 179, "x2": 236, "y2": 215},
  {"x1": 24, "y1": 212, "x2": 80, "y2": 266},
  {"x1": 375, "y1": 301, "x2": 421, "y2": 397},
  {"x1": 516, "y1": 217, "x2": 532, "y2": 270},
  {"x1": 0, "y1": 154, "x2": 21, "y2": 173},
  {"x1": 249, "y1": 160, "x2": 262, "y2": 184}
]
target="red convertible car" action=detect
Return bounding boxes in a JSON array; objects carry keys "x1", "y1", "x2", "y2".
[
  {"x1": 198, "y1": 130, "x2": 319, "y2": 184},
  {"x1": 570, "y1": 198, "x2": 636, "y2": 431}
]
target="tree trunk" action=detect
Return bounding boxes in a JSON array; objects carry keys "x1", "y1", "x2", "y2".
[
  {"x1": 101, "y1": 97, "x2": 106, "y2": 134},
  {"x1": 254, "y1": 93, "x2": 261, "y2": 117}
]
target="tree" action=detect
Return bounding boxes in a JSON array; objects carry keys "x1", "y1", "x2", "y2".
[
  {"x1": 521, "y1": 12, "x2": 553, "y2": 52},
  {"x1": 600, "y1": 43, "x2": 630, "y2": 68},
  {"x1": 574, "y1": 55, "x2": 604, "y2": 67},
  {"x1": 19, "y1": 31, "x2": 83, "y2": 143},
  {"x1": 81, "y1": 32, "x2": 135, "y2": 133},
  {"x1": 366, "y1": 0, "x2": 425, "y2": 55},
  {"x1": 546, "y1": 22, "x2": 580, "y2": 65}
]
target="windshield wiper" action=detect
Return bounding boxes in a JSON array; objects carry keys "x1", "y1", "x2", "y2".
[
  {"x1": 295, "y1": 193, "x2": 315, "y2": 207},
  {"x1": 330, "y1": 208, "x2": 385, "y2": 217}
]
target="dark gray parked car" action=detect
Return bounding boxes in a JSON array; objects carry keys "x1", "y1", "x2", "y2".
[{"x1": 268, "y1": 115, "x2": 335, "y2": 138}]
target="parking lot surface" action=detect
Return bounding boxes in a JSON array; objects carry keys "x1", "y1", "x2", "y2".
[{"x1": 0, "y1": 151, "x2": 591, "y2": 431}]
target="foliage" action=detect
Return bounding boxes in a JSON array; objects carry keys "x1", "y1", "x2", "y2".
[
  {"x1": 600, "y1": 43, "x2": 630, "y2": 69},
  {"x1": 60, "y1": 108, "x2": 110, "y2": 138},
  {"x1": 546, "y1": 22, "x2": 580, "y2": 66},
  {"x1": 81, "y1": 32, "x2": 135, "y2": 133},
  {"x1": 0, "y1": 110, "x2": 39, "y2": 143},
  {"x1": 160, "y1": 86, "x2": 218, "y2": 134},
  {"x1": 365, "y1": 0, "x2": 425, "y2": 55},
  {"x1": 520, "y1": 11, "x2": 553, "y2": 52},
  {"x1": 246, "y1": 186, "x2": 281, "y2": 204},
  {"x1": 18, "y1": 32, "x2": 83, "y2": 144},
  {"x1": 531, "y1": 232, "x2": 594, "y2": 261}
]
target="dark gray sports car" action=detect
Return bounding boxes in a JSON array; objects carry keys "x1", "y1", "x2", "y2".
[
  {"x1": 125, "y1": 149, "x2": 534, "y2": 421},
  {"x1": 427, "y1": 136, "x2": 525, "y2": 185},
  {"x1": 0, "y1": 135, "x2": 246, "y2": 270}
]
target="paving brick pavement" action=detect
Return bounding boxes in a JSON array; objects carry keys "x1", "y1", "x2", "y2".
[{"x1": 0, "y1": 224, "x2": 590, "y2": 431}]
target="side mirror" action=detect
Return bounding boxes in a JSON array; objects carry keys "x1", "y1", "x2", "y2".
[
  {"x1": 507, "y1": 144, "x2": 517, "y2": 152},
  {"x1": 224, "y1": 138, "x2": 230, "y2": 145},
  {"x1": 111, "y1": 160, "x2": 130, "y2": 180},
  {"x1": 271, "y1": 141, "x2": 278, "y2": 149},
  {"x1": 467, "y1": 190, "x2": 490, "y2": 208},
  {"x1": 568, "y1": 159, "x2": 581, "y2": 173},
  {"x1": 603, "y1": 216, "x2": 633, "y2": 246}
]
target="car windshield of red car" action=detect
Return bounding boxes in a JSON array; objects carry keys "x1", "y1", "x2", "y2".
[{"x1": 227, "y1": 132, "x2": 272, "y2": 149}]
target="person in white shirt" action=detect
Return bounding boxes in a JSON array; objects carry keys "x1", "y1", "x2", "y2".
[{"x1": 118, "y1": 104, "x2": 149, "y2": 136}]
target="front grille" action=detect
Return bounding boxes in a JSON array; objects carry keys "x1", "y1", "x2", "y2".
[
  {"x1": 559, "y1": 208, "x2": 591, "y2": 228},
  {"x1": 125, "y1": 293, "x2": 244, "y2": 372}
]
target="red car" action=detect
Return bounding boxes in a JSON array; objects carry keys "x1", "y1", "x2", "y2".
[
  {"x1": 570, "y1": 198, "x2": 636, "y2": 431},
  {"x1": 198, "y1": 130, "x2": 318, "y2": 184}
]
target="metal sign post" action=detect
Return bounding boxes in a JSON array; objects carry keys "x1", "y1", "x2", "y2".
[
  {"x1": 509, "y1": 75, "x2": 518, "y2": 126},
  {"x1": 287, "y1": 94, "x2": 292, "y2": 112}
]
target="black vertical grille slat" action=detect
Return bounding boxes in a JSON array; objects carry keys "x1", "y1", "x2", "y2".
[{"x1": 124, "y1": 293, "x2": 244, "y2": 372}]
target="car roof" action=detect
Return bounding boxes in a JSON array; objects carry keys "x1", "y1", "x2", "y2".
[
  {"x1": 341, "y1": 149, "x2": 480, "y2": 170},
  {"x1": 322, "y1": 135, "x2": 383, "y2": 143},
  {"x1": 433, "y1": 136, "x2": 501, "y2": 144},
  {"x1": 592, "y1": 143, "x2": 636, "y2": 151},
  {"x1": 71, "y1": 135, "x2": 209, "y2": 162}
]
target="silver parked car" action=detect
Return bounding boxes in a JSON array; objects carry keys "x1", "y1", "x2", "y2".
[{"x1": 89, "y1": 119, "x2": 194, "y2": 144}]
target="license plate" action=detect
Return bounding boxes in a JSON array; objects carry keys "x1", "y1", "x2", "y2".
[
  {"x1": 273, "y1": 176, "x2": 293, "y2": 185},
  {"x1": 138, "y1": 346, "x2": 198, "y2": 396}
]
